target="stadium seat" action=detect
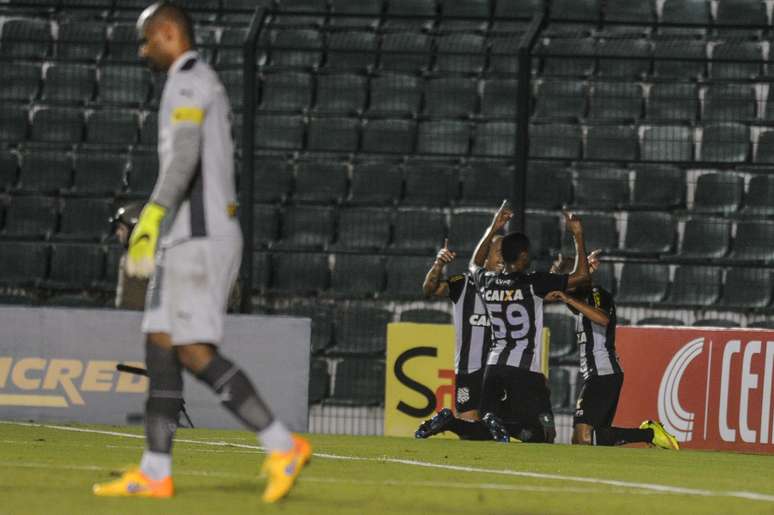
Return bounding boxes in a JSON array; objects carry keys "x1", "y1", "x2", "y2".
[
  {"x1": 0, "y1": 150, "x2": 18, "y2": 190},
  {"x1": 0, "y1": 241, "x2": 48, "y2": 285},
  {"x1": 472, "y1": 122, "x2": 515, "y2": 157},
  {"x1": 85, "y1": 109, "x2": 138, "y2": 145},
  {"x1": 3, "y1": 195, "x2": 57, "y2": 239},
  {"x1": 127, "y1": 152, "x2": 157, "y2": 196},
  {"x1": 572, "y1": 168, "x2": 630, "y2": 208},
  {"x1": 755, "y1": 130, "x2": 774, "y2": 163},
  {"x1": 273, "y1": 0, "x2": 327, "y2": 26},
  {"x1": 742, "y1": 174, "x2": 774, "y2": 215},
  {"x1": 460, "y1": 162, "x2": 516, "y2": 207},
  {"x1": 255, "y1": 114, "x2": 305, "y2": 150},
  {"x1": 384, "y1": 255, "x2": 432, "y2": 298},
  {"x1": 748, "y1": 319, "x2": 774, "y2": 329},
  {"x1": 592, "y1": 262, "x2": 617, "y2": 294},
  {"x1": 0, "y1": 63, "x2": 40, "y2": 103},
  {"x1": 57, "y1": 198, "x2": 113, "y2": 241},
  {"x1": 622, "y1": 212, "x2": 675, "y2": 255},
  {"x1": 617, "y1": 263, "x2": 669, "y2": 304},
  {"x1": 329, "y1": 0, "x2": 382, "y2": 28},
  {"x1": 533, "y1": 80, "x2": 586, "y2": 120},
  {"x1": 561, "y1": 213, "x2": 618, "y2": 254},
  {"x1": 660, "y1": 0, "x2": 710, "y2": 36},
  {"x1": 72, "y1": 152, "x2": 126, "y2": 195},
  {"x1": 98, "y1": 65, "x2": 150, "y2": 105},
  {"x1": 526, "y1": 162, "x2": 572, "y2": 209},
  {"x1": 596, "y1": 38, "x2": 652, "y2": 78},
  {"x1": 269, "y1": 29, "x2": 323, "y2": 67},
  {"x1": 637, "y1": 317, "x2": 685, "y2": 326},
  {"x1": 585, "y1": 125, "x2": 638, "y2": 161},
  {"x1": 729, "y1": 221, "x2": 774, "y2": 262},
  {"x1": 715, "y1": 0, "x2": 767, "y2": 37},
  {"x1": 308, "y1": 358, "x2": 329, "y2": 403},
  {"x1": 587, "y1": 82, "x2": 642, "y2": 121},
  {"x1": 380, "y1": 32, "x2": 432, "y2": 72},
  {"x1": 1, "y1": 19, "x2": 50, "y2": 59},
  {"x1": 403, "y1": 162, "x2": 458, "y2": 206},
  {"x1": 530, "y1": 123, "x2": 582, "y2": 159},
  {"x1": 526, "y1": 214, "x2": 561, "y2": 258},
  {"x1": 315, "y1": 73, "x2": 367, "y2": 114},
  {"x1": 646, "y1": 83, "x2": 698, "y2": 122},
  {"x1": 252, "y1": 157, "x2": 292, "y2": 203},
  {"x1": 106, "y1": 23, "x2": 138, "y2": 61},
  {"x1": 18, "y1": 150, "x2": 72, "y2": 194},
  {"x1": 665, "y1": 266, "x2": 721, "y2": 306},
  {"x1": 252, "y1": 204, "x2": 279, "y2": 249},
  {"x1": 220, "y1": 69, "x2": 243, "y2": 110},
  {"x1": 31, "y1": 107, "x2": 83, "y2": 143},
  {"x1": 400, "y1": 308, "x2": 452, "y2": 324},
  {"x1": 259, "y1": 71, "x2": 312, "y2": 112},
  {"x1": 710, "y1": 41, "x2": 762, "y2": 79},
  {"x1": 540, "y1": 38, "x2": 595, "y2": 77},
  {"x1": 545, "y1": 313, "x2": 576, "y2": 360},
  {"x1": 361, "y1": 119, "x2": 416, "y2": 154},
  {"x1": 48, "y1": 243, "x2": 105, "y2": 288},
  {"x1": 640, "y1": 125, "x2": 694, "y2": 162},
  {"x1": 440, "y1": 0, "x2": 491, "y2": 31},
  {"x1": 252, "y1": 251, "x2": 271, "y2": 290},
  {"x1": 448, "y1": 209, "x2": 493, "y2": 251},
  {"x1": 630, "y1": 164, "x2": 685, "y2": 208},
  {"x1": 277, "y1": 205, "x2": 335, "y2": 249},
  {"x1": 481, "y1": 79, "x2": 518, "y2": 119},
  {"x1": 384, "y1": 0, "x2": 437, "y2": 30},
  {"x1": 680, "y1": 217, "x2": 731, "y2": 258},
  {"x1": 0, "y1": 105, "x2": 28, "y2": 143},
  {"x1": 653, "y1": 40, "x2": 706, "y2": 79},
  {"x1": 423, "y1": 77, "x2": 478, "y2": 118},
  {"x1": 368, "y1": 74, "x2": 422, "y2": 116},
  {"x1": 325, "y1": 31, "x2": 377, "y2": 71},
  {"x1": 692, "y1": 172, "x2": 743, "y2": 213},
  {"x1": 416, "y1": 120, "x2": 470, "y2": 155},
  {"x1": 138, "y1": 112, "x2": 157, "y2": 146},
  {"x1": 307, "y1": 117, "x2": 360, "y2": 152},
  {"x1": 330, "y1": 254, "x2": 385, "y2": 298},
  {"x1": 434, "y1": 33, "x2": 486, "y2": 74},
  {"x1": 331, "y1": 358, "x2": 385, "y2": 405},
  {"x1": 719, "y1": 267, "x2": 772, "y2": 308},
  {"x1": 271, "y1": 251, "x2": 329, "y2": 293},
  {"x1": 294, "y1": 160, "x2": 349, "y2": 203},
  {"x1": 703, "y1": 84, "x2": 757, "y2": 122},
  {"x1": 548, "y1": 367, "x2": 571, "y2": 410},
  {"x1": 56, "y1": 20, "x2": 105, "y2": 61},
  {"x1": 217, "y1": 27, "x2": 248, "y2": 66},
  {"x1": 273, "y1": 302, "x2": 333, "y2": 353},
  {"x1": 604, "y1": 0, "x2": 655, "y2": 22},
  {"x1": 391, "y1": 208, "x2": 445, "y2": 252},
  {"x1": 332, "y1": 304, "x2": 391, "y2": 354},
  {"x1": 347, "y1": 161, "x2": 403, "y2": 205},
  {"x1": 334, "y1": 207, "x2": 392, "y2": 250},
  {"x1": 489, "y1": 35, "x2": 520, "y2": 74},
  {"x1": 693, "y1": 318, "x2": 740, "y2": 328}
]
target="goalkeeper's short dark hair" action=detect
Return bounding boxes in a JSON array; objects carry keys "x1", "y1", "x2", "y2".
[{"x1": 501, "y1": 232, "x2": 530, "y2": 263}]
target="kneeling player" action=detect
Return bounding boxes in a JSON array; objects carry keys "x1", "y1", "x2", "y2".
[{"x1": 547, "y1": 257, "x2": 679, "y2": 450}]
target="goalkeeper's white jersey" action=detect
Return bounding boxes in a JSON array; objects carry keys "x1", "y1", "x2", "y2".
[{"x1": 157, "y1": 50, "x2": 241, "y2": 246}]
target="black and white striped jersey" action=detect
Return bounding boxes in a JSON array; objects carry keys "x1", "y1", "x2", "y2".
[
  {"x1": 447, "y1": 273, "x2": 490, "y2": 375},
  {"x1": 575, "y1": 286, "x2": 623, "y2": 380},
  {"x1": 472, "y1": 267, "x2": 568, "y2": 373}
]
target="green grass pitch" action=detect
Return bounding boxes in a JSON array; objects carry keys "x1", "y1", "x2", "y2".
[{"x1": 1, "y1": 421, "x2": 773, "y2": 515}]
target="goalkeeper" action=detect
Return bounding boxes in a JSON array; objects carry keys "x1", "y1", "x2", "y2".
[{"x1": 93, "y1": 2, "x2": 310, "y2": 503}]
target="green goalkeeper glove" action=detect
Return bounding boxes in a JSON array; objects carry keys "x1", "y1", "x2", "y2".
[{"x1": 126, "y1": 202, "x2": 166, "y2": 279}]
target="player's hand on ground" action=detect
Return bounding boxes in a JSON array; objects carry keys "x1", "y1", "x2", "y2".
[
  {"x1": 588, "y1": 249, "x2": 602, "y2": 273},
  {"x1": 543, "y1": 291, "x2": 566, "y2": 303},
  {"x1": 563, "y1": 210, "x2": 583, "y2": 236},
  {"x1": 491, "y1": 201, "x2": 513, "y2": 231},
  {"x1": 126, "y1": 202, "x2": 166, "y2": 279},
  {"x1": 434, "y1": 239, "x2": 456, "y2": 267}
]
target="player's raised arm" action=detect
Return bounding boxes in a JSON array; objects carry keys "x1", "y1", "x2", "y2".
[
  {"x1": 422, "y1": 239, "x2": 456, "y2": 298},
  {"x1": 469, "y1": 201, "x2": 512, "y2": 274},
  {"x1": 563, "y1": 210, "x2": 591, "y2": 291},
  {"x1": 545, "y1": 290, "x2": 610, "y2": 326}
]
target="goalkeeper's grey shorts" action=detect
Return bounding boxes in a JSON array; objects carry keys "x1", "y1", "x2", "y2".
[{"x1": 142, "y1": 236, "x2": 242, "y2": 345}]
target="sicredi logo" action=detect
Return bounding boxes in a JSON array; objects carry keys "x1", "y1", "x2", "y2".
[
  {"x1": 658, "y1": 338, "x2": 774, "y2": 444},
  {"x1": 0, "y1": 357, "x2": 147, "y2": 407}
]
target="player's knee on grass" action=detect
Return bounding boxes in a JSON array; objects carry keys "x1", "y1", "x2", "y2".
[
  {"x1": 457, "y1": 409, "x2": 479, "y2": 422},
  {"x1": 176, "y1": 343, "x2": 217, "y2": 374},
  {"x1": 572, "y1": 424, "x2": 593, "y2": 445}
]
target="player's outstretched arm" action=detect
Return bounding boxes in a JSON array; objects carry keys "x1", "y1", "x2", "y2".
[
  {"x1": 469, "y1": 201, "x2": 512, "y2": 273},
  {"x1": 563, "y1": 211, "x2": 591, "y2": 290},
  {"x1": 545, "y1": 291, "x2": 610, "y2": 326},
  {"x1": 423, "y1": 239, "x2": 455, "y2": 298}
]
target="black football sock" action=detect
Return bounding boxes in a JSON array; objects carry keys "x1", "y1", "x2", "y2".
[
  {"x1": 144, "y1": 341, "x2": 183, "y2": 455},
  {"x1": 446, "y1": 418, "x2": 492, "y2": 440},
  {"x1": 594, "y1": 426, "x2": 654, "y2": 446}
]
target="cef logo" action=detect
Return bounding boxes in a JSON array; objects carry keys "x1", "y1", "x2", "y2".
[
  {"x1": 616, "y1": 327, "x2": 774, "y2": 453},
  {"x1": 0, "y1": 357, "x2": 147, "y2": 407}
]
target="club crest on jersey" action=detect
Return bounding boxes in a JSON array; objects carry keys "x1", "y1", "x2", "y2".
[
  {"x1": 457, "y1": 387, "x2": 470, "y2": 404},
  {"x1": 483, "y1": 289, "x2": 524, "y2": 302}
]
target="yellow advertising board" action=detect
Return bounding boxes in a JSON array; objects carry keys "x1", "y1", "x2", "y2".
[{"x1": 384, "y1": 322, "x2": 552, "y2": 438}]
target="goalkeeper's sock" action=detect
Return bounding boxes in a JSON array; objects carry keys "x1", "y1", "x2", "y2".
[
  {"x1": 140, "y1": 450, "x2": 172, "y2": 481},
  {"x1": 594, "y1": 426, "x2": 653, "y2": 446},
  {"x1": 446, "y1": 418, "x2": 492, "y2": 441},
  {"x1": 258, "y1": 420, "x2": 294, "y2": 453}
]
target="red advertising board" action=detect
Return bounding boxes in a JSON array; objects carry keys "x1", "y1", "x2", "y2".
[{"x1": 614, "y1": 326, "x2": 774, "y2": 453}]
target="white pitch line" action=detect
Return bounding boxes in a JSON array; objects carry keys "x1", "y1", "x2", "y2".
[{"x1": 2, "y1": 421, "x2": 774, "y2": 503}]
